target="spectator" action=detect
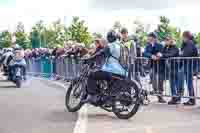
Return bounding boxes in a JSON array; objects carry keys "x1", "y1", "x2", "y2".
[
  {"x1": 90, "y1": 36, "x2": 105, "y2": 54},
  {"x1": 179, "y1": 31, "x2": 198, "y2": 106},
  {"x1": 56, "y1": 47, "x2": 65, "y2": 57},
  {"x1": 52, "y1": 47, "x2": 58, "y2": 57},
  {"x1": 32, "y1": 48, "x2": 40, "y2": 58},
  {"x1": 120, "y1": 28, "x2": 139, "y2": 81},
  {"x1": 90, "y1": 38, "x2": 107, "y2": 66},
  {"x1": 157, "y1": 35, "x2": 180, "y2": 104},
  {"x1": 143, "y1": 32, "x2": 166, "y2": 103}
]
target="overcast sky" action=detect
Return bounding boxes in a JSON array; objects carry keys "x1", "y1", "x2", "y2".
[{"x1": 1, "y1": 0, "x2": 200, "y2": 34}]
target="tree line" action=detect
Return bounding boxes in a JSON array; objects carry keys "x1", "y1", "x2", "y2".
[
  {"x1": 1, "y1": 16, "x2": 200, "y2": 49},
  {"x1": 0, "y1": 16, "x2": 93, "y2": 49}
]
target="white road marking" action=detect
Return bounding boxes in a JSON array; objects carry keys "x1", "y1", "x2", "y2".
[
  {"x1": 73, "y1": 105, "x2": 88, "y2": 133},
  {"x1": 32, "y1": 77, "x2": 88, "y2": 133}
]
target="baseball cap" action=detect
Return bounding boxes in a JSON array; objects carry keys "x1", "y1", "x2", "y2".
[{"x1": 121, "y1": 27, "x2": 128, "y2": 34}]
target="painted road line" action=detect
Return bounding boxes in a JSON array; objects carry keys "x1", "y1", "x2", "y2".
[{"x1": 32, "y1": 77, "x2": 88, "y2": 133}]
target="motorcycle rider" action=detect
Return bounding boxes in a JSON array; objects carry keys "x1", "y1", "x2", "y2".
[
  {"x1": 8, "y1": 43, "x2": 27, "y2": 81},
  {"x1": 84, "y1": 30, "x2": 128, "y2": 105},
  {"x1": 1, "y1": 48, "x2": 14, "y2": 76}
]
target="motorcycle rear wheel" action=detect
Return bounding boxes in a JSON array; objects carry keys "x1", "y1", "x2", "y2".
[{"x1": 112, "y1": 81, "x2": 141, "y2": 119}]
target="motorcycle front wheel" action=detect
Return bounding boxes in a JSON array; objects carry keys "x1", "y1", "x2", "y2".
[{"x1": 65, "y1": 78, "x2": 86, "y2": 112}]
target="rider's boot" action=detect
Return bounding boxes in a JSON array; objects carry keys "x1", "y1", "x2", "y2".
[{"x1": 82, "y1": 94, "x2": 99, "y2": 106}]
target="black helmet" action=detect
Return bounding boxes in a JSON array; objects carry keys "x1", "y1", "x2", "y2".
[{"x1": 107, "y1": 30, "x2": 117, "y2": 43}]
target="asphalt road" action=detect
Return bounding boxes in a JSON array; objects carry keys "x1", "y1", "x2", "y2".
[
  {"x1": 86, "y1": 100, "x2": 200, "y2": 133},
  {"x1": 1, "y1": 77, "x2": 200, "y2": 133},
  {"x1": 0, "y1": 78, "x2": 77, "y2": 133}
]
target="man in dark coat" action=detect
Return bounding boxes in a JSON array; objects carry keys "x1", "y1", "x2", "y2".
[
  {"x1": 143, "y1": 32, "x2": 166, "y2": 103},
  {"x1": 156, "y1": 35, "x2": 180, "y2": 104},
  {"x1": 179, "y1": 31, "x2": 198, "y2": 106}
]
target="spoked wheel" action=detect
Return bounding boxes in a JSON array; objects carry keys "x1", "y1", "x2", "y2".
[
  {"x1": 65, "y1": 79, "x2": 86, "y2": 112},
  {"x1": 112, "y1": 81, "x2": 141, "y2": 119}
]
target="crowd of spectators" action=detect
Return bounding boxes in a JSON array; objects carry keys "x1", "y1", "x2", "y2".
[
  {"x1": 1, "y1": 29, "x2": 200, "y2": 106},
  {"x1": 23, "y1": 38, "x2": 108, "y2": 60},
  {"x1": 143, "y1": 31, "x2": 199, "y2": 105}
]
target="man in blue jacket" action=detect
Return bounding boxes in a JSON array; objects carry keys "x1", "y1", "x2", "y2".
[{"x1": 143, "y1": 32, "x2": 166, "y2": 103}]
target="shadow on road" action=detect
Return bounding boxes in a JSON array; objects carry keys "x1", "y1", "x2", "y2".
[
  {"x1": 0, "y1": 85, "x2": 17, "y2": 89},
  {"x1": 0, "y1": 80, "x2": 9, "y2": 82},
  {"x1": 45, "y1": 109, "x2": 78, "y2": 123},
  {"x1": 87, "y1": 113, "x2": 121, "y2": 121}
]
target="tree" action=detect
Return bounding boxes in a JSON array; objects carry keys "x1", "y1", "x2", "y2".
[
  {"x1": 155, "y1": 16, "x2": 183, "y2": 47},
  {"x1": 132, "y1": 20, "x2": 147, "y2": 47},
  {"x1": 156, "y1": 16, "x2": 171, "y2": 41},
  {"x1": 0, "y1": 30, "x2": 12, "y2": 48},
  {"x1": 30, "y1": 20, "x2": 46, "y2": 48},
  {"x1": 168, "y1": 26, "x2": 182, "y2": 47},
  {"x1": 92, "y1": 32, "x2": 103, "y2": 39},
  {"x1": 67, "y1": 16, "x2": 93, "y2": 47},
  {"x1": 46, "y1": 19, "x2": 67, "y2": 48},
  {"x1": 113, "y1": 21, "x2": 122, "y2": 32},
  {"x1": 194, "y1": 33, "x2": 200, "y2": 47},
  {"x1": 15, "y1": 22, "x2": 30, "y2": 49}
]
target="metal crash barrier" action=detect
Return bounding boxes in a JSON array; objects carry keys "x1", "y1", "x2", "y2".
[
  {"x1": 134, "y1": 57, "x2": 200, "y2": 99},
  {"x1": 27, "y1": 56, "x2": 200, "y2": 99},
  {"x1": 27, "y1": 56, "x2": 82, "y2": 81}
]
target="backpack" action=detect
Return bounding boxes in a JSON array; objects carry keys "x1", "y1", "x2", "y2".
[
  {"x1": 110, "y1": 42, "x2": 129, "y2": 71},
  {"x1": 119, "y1": 43, "x2": 129, "y2": 70}
]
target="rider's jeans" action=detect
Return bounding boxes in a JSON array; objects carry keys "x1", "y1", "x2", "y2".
[{"x1": 87, "y1": 71, "x2": 111, "y2": 95}]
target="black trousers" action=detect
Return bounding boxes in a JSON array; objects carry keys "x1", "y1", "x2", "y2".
[{"x1": 87, "y1": 71, "x2": 111, "y2": 95}]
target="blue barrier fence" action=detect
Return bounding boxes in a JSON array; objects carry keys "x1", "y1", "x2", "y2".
[
  {"x1": 26, "y1": 56, "x2": 82, "y2": 80},
  {"x1": 26, "y1": 56, "x2": 200, "y2": 99}
]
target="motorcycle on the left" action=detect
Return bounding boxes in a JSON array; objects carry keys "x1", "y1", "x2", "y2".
[{"x1": 8, "y1": 64, "x2": 25, "y2": 88}]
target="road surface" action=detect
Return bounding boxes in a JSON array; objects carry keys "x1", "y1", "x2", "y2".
[
  {"x1": 0, "y1": 77, "x2": 77, "y2": 133},
  {"x1": 0, "y1": 77, "x2": 200, "y2": 133}
]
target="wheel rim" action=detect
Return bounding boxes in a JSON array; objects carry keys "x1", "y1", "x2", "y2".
[
  {"x1": 114, "y1": 86, "x2": 139, "y2": 115},
  {"x1": 68, "y1": 82, "x2": 84, "y2": 109}
]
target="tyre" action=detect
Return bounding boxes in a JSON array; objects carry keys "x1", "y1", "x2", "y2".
[
  {"x1": 16, "y1": 79, "x2": 21, "y2": 88},
  {"x1": 65, "y1": 79, "x2": 85, "y2": 112},
  {"x1": 112, "y1": 80, "x2": 141, "y2": 119}
]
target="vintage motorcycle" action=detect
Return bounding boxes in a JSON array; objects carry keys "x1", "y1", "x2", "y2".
[{"x1": 65, "y1": 58, "x2": 148, "y2": 119}]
